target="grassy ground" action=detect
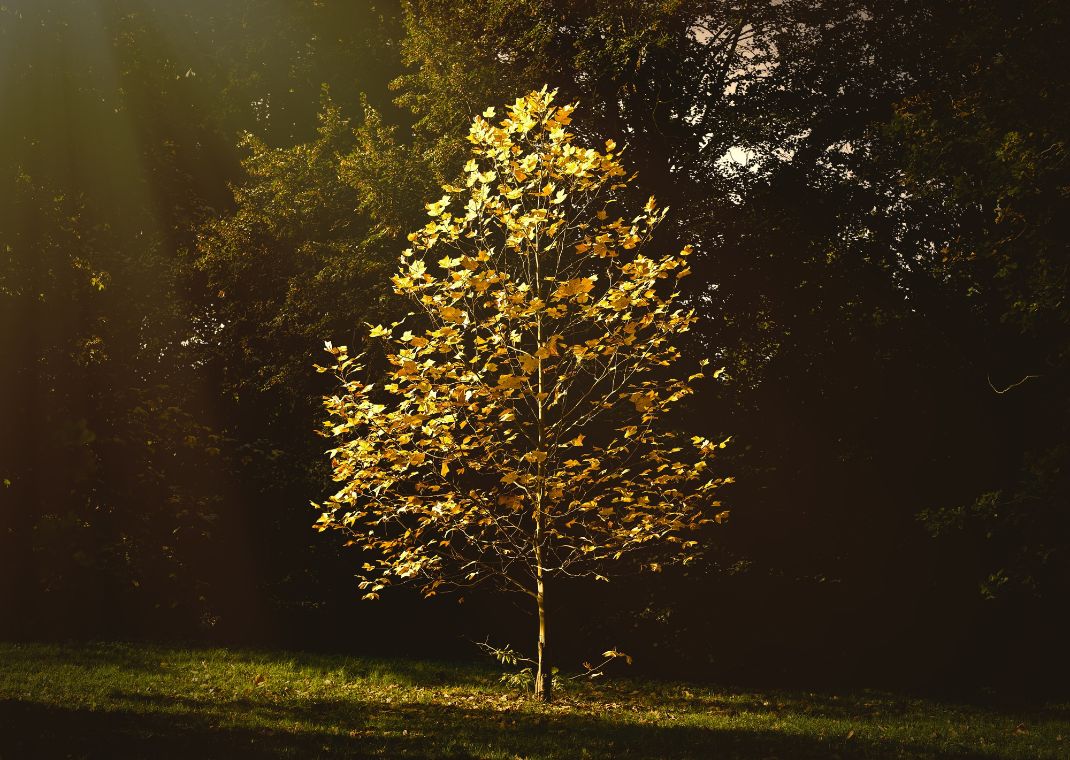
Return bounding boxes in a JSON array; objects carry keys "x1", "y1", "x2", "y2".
[{"x1": 0, "y1": 642, "x2": 1067, "y2": 759}]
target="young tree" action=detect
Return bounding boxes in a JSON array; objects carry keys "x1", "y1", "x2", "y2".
[{"x1": 315, "y1": 88, "x2": 730, "y2": 702}]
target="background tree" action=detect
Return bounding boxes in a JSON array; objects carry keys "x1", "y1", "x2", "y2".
[
  {"x1": 0, "y1": 0, "x2": 406, "y2": 640},
  {"x1": 890, "y1": 0, "x2": 1070, "y2": 602},
  {"x1": 316, "y1": 89, "x2": 730, "y2": 701}
]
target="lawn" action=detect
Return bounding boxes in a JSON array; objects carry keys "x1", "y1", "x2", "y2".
[{"x1": 0, "y1": 642, "x2": 1066, "y2": 759}]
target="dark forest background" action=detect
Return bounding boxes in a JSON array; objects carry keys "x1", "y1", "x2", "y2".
[{"x1": 2, "y1": 0, "x2": 1067, "y2": 695}]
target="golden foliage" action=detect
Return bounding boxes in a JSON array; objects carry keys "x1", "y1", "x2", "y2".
[{"x1": 315, "y1": 88, "x2": 730, "y2": 601}]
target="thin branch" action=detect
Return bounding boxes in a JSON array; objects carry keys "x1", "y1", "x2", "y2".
[{"x1": 987, "y1": 373, "x2": 1041, "y2": 395}]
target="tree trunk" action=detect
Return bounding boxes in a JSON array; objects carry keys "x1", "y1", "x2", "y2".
[{"x1": 534, "y1": 574, "x2": 551, "y2": 702}]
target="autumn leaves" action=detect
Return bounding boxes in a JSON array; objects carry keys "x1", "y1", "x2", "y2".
[{"x1": 315, "y1": 87, "x2": 730, "y2": 608}]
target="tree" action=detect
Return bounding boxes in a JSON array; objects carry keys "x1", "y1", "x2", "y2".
[
  {"x1": 315, "y1": 88, "x2": 730, "y2": 701},
  {"x1": 0, "y1": 0, "x2": 406, "y2": 638},
  {"x1": 891, "y1": 0, "x2": 1070, "y2": 602}
]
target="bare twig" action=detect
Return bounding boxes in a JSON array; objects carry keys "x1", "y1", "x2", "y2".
[{"x1": 987, "y1": 373, "x2": 1041, "y2": 395}]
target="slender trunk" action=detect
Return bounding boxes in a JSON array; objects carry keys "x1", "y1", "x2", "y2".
[
  {"x1": 533, "y1": 246, "x2": 551, "y2": 703},
  {"x1": 534, "y1": 571, "x2": 551, "y2": 702}
]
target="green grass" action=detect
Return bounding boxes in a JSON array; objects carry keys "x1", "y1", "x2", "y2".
[{"x1": 1, "y1": 642, "x2": 1067, "y2": 759}]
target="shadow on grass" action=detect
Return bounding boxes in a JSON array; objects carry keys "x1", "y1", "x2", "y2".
[
  {"x1": 649, "y1": 688, "x2": 924, "y2": 721},
  {"x1": 280, "y1": 653, "x2": 494, "y2": 688},
  {"x1": 2, "y1": 642, "x2": 495, "y2": 690},
  {"x1": 1, "y1": 642, "x2": 168, "y2": 675},
  {"x1": 0, "y1": 697, "x2": 1004, "y2": 760}
]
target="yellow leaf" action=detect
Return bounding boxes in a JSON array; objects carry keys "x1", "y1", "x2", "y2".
[
  {"x1": 497, "y1": 374, "x2": 525, "y2": 390},
  {"x1": 534, "y1": 337, "x2": 561, "y2": 359},
  {"x1": 439, "y1": 306, "x2": 465, "y2": 323},
  {"x1": 519, "y1": 354, "x2": 538, "y2": 374},
  {"x1": 608, "y1": 290, "x2": 631, "y2": 311},
  {"x1": 629, "y1": 391, "x2": 655, "y2": 412},
  {"x1": 553, "y1": 277, "x2": 596, "y2": 302},
  {"x1": 425, "y1": 194, "x2": 450, "y2": 217}
]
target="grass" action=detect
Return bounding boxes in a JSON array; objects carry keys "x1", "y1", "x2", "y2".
[{"x1": 1, "y1": 641, "x2": 1067, "y2": 759}]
